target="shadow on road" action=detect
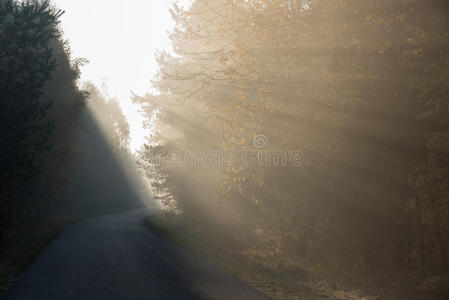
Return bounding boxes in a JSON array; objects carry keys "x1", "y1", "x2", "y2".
[{"x1": 3, "y1": 209, "x2": 270, "y2": 299}]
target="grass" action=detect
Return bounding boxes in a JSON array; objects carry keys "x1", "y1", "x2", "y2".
[
  {"x1": 143, "y1": 213, "x2": 447, "y2": 300},
  {"x1": 0, "y1": 219, "x2": 71, "y2": 295},
  {"x1": 143, "y1": 212, "x2": 330, "y2": 300}
]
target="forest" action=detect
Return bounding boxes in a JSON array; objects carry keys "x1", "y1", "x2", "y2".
[
  {"x1": 1, "y1": 0, "x2": 448, "y2": 299},
  {"x1": 0, "y1": 0, "x2": 140, "y2": 225},
  {"x1": 0, "y1": 0, "x2": 144, "y2": 287},
  {"x1": 135, "y1": 0, "x2": 449, "y2": 298}
]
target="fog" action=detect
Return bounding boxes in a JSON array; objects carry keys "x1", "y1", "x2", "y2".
[{"x1": 1, "y1": 0, "x2": 448, "y2": 299}]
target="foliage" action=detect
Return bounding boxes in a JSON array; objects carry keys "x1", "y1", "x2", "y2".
[
  {"x1": 138, "y1": 0, "x2": 449, "y2": 297},
  {"x1": 84, "y1": 83, "x2": 130, "y2": 153},
  {"x1": 0, "y1": 0, "x2": 86, "y2": 233}
]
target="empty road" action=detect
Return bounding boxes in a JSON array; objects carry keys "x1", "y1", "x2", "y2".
[{"x1": 4, "y1": 209, "x2": 270, "y2": 300}]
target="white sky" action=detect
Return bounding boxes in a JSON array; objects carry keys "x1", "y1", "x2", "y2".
[{"x1": 54, "y1": 0, "x2": 189, "y2": 152}]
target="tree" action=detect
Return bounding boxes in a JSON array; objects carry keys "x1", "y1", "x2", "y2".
[
  {"x1": 138, "y1": 0, "x2": 449, "y2": 296},
  {"x1": 0, "y1": 0, "x2": 62, "y2": 228},
  {"x1": 0, "y1": 0, "x2": 87, "y2": 230}
]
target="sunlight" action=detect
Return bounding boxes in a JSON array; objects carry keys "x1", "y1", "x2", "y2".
[
  {"x1": 54, "y1": 0, "x2": 191, "y2": 152},
  {"x1": 84, "y1": 85, "x2": 158, "y2": 210},
  {"x1": 2, "y1": 0, "x2": 449, "y2": 298}
]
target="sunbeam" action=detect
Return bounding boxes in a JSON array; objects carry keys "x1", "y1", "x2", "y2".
[{"x1": 1, "y1": 0, "x2": 448, "y2": 299}]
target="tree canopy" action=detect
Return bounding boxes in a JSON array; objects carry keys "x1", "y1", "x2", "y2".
[{"x1": 136, "y1": 0, "x2": 449, "y2": 297}]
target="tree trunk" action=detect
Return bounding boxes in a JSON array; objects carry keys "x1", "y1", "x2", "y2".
[
  {"x1": 429, "y1": 191, "x2": 448, "y2": 273},
  {"x1": 415, "y1": 196, "x2": 426, "y2": 270}
]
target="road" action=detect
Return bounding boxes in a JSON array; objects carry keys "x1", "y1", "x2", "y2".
[{"x1": 4, "y1": 209, "x2": 271, "y2": 300}]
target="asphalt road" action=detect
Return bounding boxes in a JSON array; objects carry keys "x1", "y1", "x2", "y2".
[{"x1": 4, "y1": 208, "x2": 271, "y2": 300}]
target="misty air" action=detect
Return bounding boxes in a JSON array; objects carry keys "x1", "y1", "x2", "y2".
[{"x1": 1, "y1": 0, "x2": 448, "y2": 299}]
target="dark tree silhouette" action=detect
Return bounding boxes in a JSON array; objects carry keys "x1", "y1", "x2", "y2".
[{"x1": 0, "y1": 0, "x2": 86, "y2": 231}]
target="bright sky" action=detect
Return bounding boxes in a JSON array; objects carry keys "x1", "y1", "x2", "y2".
[{"x1": 54, "y1": 0, "x2": 189, "y2": 152}]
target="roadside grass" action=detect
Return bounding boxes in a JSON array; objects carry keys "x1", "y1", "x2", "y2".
[
  {"x1": 0, "y1": 220, "x2": 71, "y2": 295},
  {"x1": 143, "y1": 212, "x2": 327, "y2": 300},
  {"x1": 143, "y1": 213, "x2": 445, "y2": 300}
]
